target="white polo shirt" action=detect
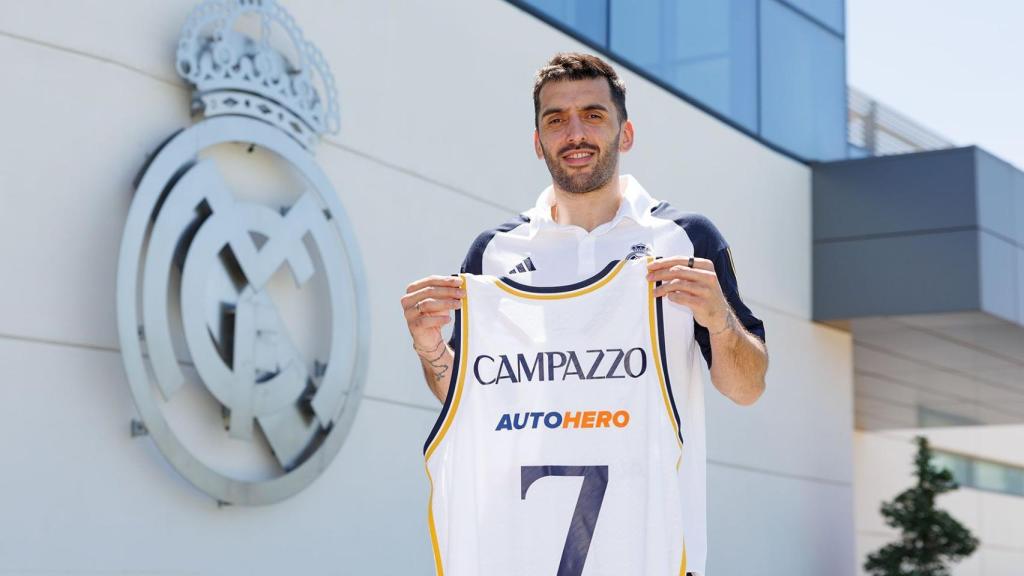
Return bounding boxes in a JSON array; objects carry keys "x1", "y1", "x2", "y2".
[{"x1": 448, "y1": 174, "x2": 766, "y2": 576}]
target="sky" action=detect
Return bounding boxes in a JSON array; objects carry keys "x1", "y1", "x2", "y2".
[{"x1": 847, "y1": 0, "x2": 1024, "y2": 169}]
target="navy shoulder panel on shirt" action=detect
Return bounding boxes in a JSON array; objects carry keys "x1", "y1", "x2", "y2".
[
  {"x1": 459, "y1": 213, "x2": 531, "y2": 274},
  {"x1": 650, "y1": 201, "x2": 766, "y2": 369},
  {"x1": 650, "y1": 201, "x2": 728, "y2": 259}
]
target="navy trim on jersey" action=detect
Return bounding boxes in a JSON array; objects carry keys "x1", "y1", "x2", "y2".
[
  {"x1": 655, "y1": 281, "x2": 684, "y2": 446},
  {"x1": 497, "y1": 258, "x2": 619, "y2": 294},
  {"x1": 649, "y1": 201, "x2": 766, "y2": 369},
  {"x1": 424, "y1": 306, "x2": 462, "y2": 454},
  {"x1": 459, "y1": 213, "x2": 531, "y2": 275}
]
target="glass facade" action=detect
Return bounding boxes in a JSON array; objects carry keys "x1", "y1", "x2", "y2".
[
  {"x1": 513, "y1": 0, "x2": 846, "y2": 161},
  {"x1": 780, "y1": 0, "x2": 843, "y2": 34},
  {"x1": 933, "y1": 450, "x2": 1024, "y2": 498},
  {"x1": 759, "y1": 0, "x2": 846, "y2": 160},
  {"x1": 610, "y1": 0, "x2": 758, "y2": 132},
  {"x1": 521, "y1": 0, "x2": 607, "y2": 47}
]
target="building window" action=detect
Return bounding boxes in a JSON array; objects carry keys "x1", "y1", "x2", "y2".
[
  {"x1": 932, "y1": 451, "x2": 972, "y2": 486},
  {"x1": 520, "y1": 0, "x2": 608, "y2": 46},
  {"x1": 933, "y1": 450, "x2": 1024, "y2": 498},
  {"x1": 758, "y1": 0, "x2": 846, "y2": 160},
  {"x1": 610, "y1": 0, "x2": 758, "y2": 132},
  {"x1": 776, "y1": 0, "x2": 844, "y2": 35}
]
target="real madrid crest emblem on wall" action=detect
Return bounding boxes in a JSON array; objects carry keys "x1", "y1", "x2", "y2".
[{"x1": 117, "y1": 0, "x2": 369, "y2": 505}]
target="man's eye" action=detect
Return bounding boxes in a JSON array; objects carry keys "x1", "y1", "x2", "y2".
[
  {"x1": 548, "y1": 118, "x2": 562, "y2": 125},
  {"x1": 588, "y1": 113, "x2": 603, "y2": 120}
]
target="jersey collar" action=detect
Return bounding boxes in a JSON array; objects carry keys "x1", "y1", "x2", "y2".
[{"x1": 528, "y1": 174, "x2": 653, "y2": 237}]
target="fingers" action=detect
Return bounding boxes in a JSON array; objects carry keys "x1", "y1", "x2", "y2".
[
  {"x1": 652, "y1": 278, "x2": 709, "y2": 299},
  {"x1": 646, "y1": 256, "x2": 714, "y2": 273},
  {"x1": 401, "y1": 278, "x2": 464, "y2": 348},
  {"x1": 401, "y1": 285, "x2": 464, "y2": 316},
  {"x1": 402, "y1": 276, "x2": 462, "y2": 356},
  {"x1": 401, "y1": 285, "x2": 464, "y2": 308},
  {"x1": 405, "y1": 275, "x2": 462, "y2": 294},
  {"x1": 646, "y1": 264, "x2": 716, "y2": 286},
  {"x1": 412, "y1": 315, "x2": 452, "y2": 329},
  {"x1": 403, "y1": 296, "x2": 462, "y2": 321},
  {"x1": 666, "y1": 290, "x2": 699, "y2": 307}
]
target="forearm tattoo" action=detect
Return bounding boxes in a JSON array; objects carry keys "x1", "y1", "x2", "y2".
[
  {"x1": 417, "y1": 340, "x2": 451, "y2": 383},
  {"x1": 709, "y1": 305, "x2": 740, "y2": 337},
  {"x1": 432, "y1": 367, "x2": 448, "y2": 383}
]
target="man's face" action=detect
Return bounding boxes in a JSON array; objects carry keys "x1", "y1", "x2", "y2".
[{"x1": 534, "y1": 77, "x2": 633, "y2": 194}]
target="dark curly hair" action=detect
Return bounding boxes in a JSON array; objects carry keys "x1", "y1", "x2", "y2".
[{"x1": 533, "y1": 52, "x2": 628, "y2": 128}]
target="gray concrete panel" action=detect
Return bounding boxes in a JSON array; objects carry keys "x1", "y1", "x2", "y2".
[
  {"x1": 814, "y1": 230, "x2": 979, "y2": 319},
  {"x1": 1015, "y1": 169, "x2": 1024, "y2": 246},
  {"x1": 707, "y1": 462, "x2": 855, "y2": 576},
  {"x1": 1019, "y1": 248, "x2": 1024, "y2": 328},
  {"x1": 812, "y1": 147, "x2": 977, "y2": 241},
  {"x1": 706, "y1": 307, "x2": 854, "y2": 484},
  {"x1": 979, "y1": 232, "x2": 1020, "y2": 323},
  {"x1": 976, "y1": 148, "x2": 1018, "y2": 243},
  {"x1": 0, "y1": 337, "x2": 437, "y2": 574}
]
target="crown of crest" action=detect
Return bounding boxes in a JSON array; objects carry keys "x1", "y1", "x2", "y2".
[{"x1": 176, "y1": 0, "x2": 339, "y2": 149}]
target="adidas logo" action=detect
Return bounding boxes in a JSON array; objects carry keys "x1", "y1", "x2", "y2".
[{"x1": 508, "y1": 256, "x2": 537, "y2": 275}]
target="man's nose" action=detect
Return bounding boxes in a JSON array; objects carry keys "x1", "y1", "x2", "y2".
[{"x1": 565, "y1": 115, "x2": 587, "y2": 144}]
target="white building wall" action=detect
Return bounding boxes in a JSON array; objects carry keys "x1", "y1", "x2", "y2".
[
  {"x1": 0, "y1": 0, "x2": 854, "y2": 574},
  {"x1": 855, "y1": 428, "x2": 1024, "y2": 576}
]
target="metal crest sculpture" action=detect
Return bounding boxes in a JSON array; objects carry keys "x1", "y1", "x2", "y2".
[
  {"x1": 176, "y1": 0, "x2": 340, "y2": 148},
  {"x1": 117, "y1": 0, "x2": 368, "y2": 505}
]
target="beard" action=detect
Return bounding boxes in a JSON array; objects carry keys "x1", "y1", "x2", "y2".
[{"x1": 541, "y1": 133, "x2": 620, "y2": 195}]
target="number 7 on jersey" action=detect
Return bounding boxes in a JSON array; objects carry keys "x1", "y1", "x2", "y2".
[{"x1": 521, "y1": 465, "x2": 609, "y2": 576}]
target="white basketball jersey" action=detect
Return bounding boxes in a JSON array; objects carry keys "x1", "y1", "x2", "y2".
[{"x1": 424, "y1": 256, "x2": 691, "y2": 576}]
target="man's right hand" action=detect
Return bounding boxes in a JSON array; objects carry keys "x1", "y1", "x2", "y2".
[{"x1": 401, "y1": 275, "x2": 464, "y2": 402}]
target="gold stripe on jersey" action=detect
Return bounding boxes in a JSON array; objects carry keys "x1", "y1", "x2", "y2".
[
  {"x1": 425, "y1": 463, "x2": 443, "y2": 576},
  {"x1": 646, "y1": 258, "x2": 684, "y2": 454},
  {"x1": 646, "y1": 256, "x2": 687, "y2": 574},
  {"x1": 680, "y1": 541, "x2": 688, "y2": 575},
  {"x1": 425, "y1": 275, "x2": 471, "y2": 575}
]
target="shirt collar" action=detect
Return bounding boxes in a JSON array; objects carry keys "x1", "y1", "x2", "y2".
[{"x1": 529, "y1": 174, "x2": 652, "y2": 236}]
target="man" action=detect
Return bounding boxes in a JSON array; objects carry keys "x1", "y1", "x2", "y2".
[{"x1": 402, "y1": 53, "x2": 768, "y2": 575}]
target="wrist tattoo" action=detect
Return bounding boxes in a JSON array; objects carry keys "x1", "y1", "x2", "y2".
[
  {"x1": 416, "y1": 340, "x2": 451, "y2": 382},
  {"x1": 420, "y1": 343, "x2": 448, "y2": 364},
  {"x1": 414, "y1": 338, "x2": 444, "y2": 356},
  {"x1": 709, "y1": 307, "x2": 739, "y2": 337}
]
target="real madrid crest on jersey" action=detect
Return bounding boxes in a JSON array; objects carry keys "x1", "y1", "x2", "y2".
[{"x1": 117, "y1": 0, "x2": 368, "y2": 505}]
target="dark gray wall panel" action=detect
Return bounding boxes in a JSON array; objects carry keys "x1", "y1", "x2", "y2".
[
  {"x1": 814, "y1": 231, "x2": 979, "y2": 319},
  {"x1": 812, "y1": 147, "x2": 977, "y2": 241}
]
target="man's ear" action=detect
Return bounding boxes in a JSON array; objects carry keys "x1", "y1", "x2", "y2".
[
  {"x1": 619, "y1": 120, "x2": 635, "y2": 152},
  {"x1": 533, "y1": 130, "x2": 543, "y2": 159}
]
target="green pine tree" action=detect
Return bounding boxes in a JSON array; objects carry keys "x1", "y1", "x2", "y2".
[{"x1": 864, "y1": 436, "x2": 979, "y2": 576}]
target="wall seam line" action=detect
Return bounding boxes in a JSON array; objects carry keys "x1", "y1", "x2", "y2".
[
  {"x1": 708, "y1": 458, "x2": 852, "y2": 487},
  {"x1": 0, "y1": 28, "x2": 180, "y2": 89}
]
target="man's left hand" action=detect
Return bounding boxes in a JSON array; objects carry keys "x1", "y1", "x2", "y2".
[{"x1": 646, "y1": 256, "x2": 732, "y2": 333}]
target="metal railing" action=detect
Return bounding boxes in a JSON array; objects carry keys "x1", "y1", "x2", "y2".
[{"x1": 848, "y1": 87, "x2": 954, "y2": 157}]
